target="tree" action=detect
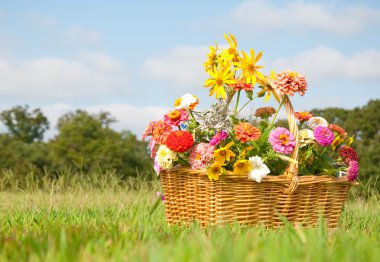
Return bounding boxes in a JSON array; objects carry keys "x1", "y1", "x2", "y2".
[
  {"x1": 49, "y1": 110, "x2": 151, "y2": 177},
  {"x1": 0, "y1": 105, "x2": 49, "y2": 143}
]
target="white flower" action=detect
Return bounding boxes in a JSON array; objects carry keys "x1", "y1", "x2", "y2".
[
  {"x1": 174, "y1": 93, "x2": 199, "y2": 110},
  {"x1": 155, "y1": 145, "x2": 178, "y2": 169},
  {"x1": 299, "y1": 129, "x2": 315, "y2": 147},
  {"x1": 307, "y1": 116, "x2": 328, "y2": 130},
  {"x1": 248, "y1": 156, "x2": 270, "y2": 183}
]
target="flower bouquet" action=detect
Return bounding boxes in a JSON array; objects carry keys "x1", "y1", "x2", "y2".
[{"x1": 143, "y1": 34, "x2": 359, "y2": 227}]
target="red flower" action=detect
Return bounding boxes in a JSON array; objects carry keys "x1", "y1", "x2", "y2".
[
  {"x1": 165, "y1": 130, "x2": 194, "y2": 153},
  {"x1": 295, "y1": 112, "x2": 313, "y2": 122},
  {"x1": 338, "y1": 146, "x2": 359, "y2": 163}
]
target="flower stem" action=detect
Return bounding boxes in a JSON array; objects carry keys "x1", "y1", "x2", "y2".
[
  {"x1": 177, "y1": 154, "x2": 189, "y2": 166},
  {"x1": 234, "y1": 90, "x2": 241, "y2": 116},
  {"x1": 186, "y1": 109, "x2": 197, "y2": 123},
  {"x1": 269, "y1": 96, "x2": 286, "y2": 128},
  {"x1": 237, "y1": 95, "x2": 258, "y2": 115}
]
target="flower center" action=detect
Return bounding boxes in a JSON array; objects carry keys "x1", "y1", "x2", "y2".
[
  {"x1": 168, "y1": 110, "x2": 180, "y2": 119},
  {"x1": 195, "y1": 154, "x2": 201, "y2": 161},
  {"x1": 216, "y1": 78, "x2": 223, "y2": 86},
  {"x1": 228, "y1": 47, "x2": 235, "y2": 55},
  {"x1": 238, "y1": 162, "x2": 245, "y2": 168},
  {"x1": 247, "y1": 64, "x2": 255, "y2": 73},
  {"x1": 279, "y1": 134, "x2": 289, "y2": 145},
  {"x1": 243, "y1": 126, "x2": 253, "y2": 135},
  {"x1": 174, "y1": 98, "x2": 181, "y2": 107},
  {"x1": 219, "y1": 150, "x2": 226, "y2": 156},
  {"x1": 212, "y1": 166, "x2": 220, "y2": 173},
  {"x1": 288, "y1": 71, "x2": 298, "y2": 78},
  {"x1": 175, "y1": 132, "x2": 183, "y2": 137}
]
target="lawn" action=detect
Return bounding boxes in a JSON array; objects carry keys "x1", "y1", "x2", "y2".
[{"x1": 0, "y1": 177, "x2": 379, "y2": 262}]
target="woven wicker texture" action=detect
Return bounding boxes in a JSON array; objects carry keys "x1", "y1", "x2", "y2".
[
  {"x1": 160, "y1": 81, "x2": 356, "y2": 228},
  {"x1": 161, "y1": 167, "x2": 354, "y2": 228}
]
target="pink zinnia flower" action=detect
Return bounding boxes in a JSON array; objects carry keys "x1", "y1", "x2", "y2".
[
  {"x1": 347, "y1": 160, "x2": 359, "y2": 182},
  {"x1": 313, "y1": 126, "x2": 334, "y2": 147},
  {"x1": 272, "y1": 69, "x2": 307, "y2": 96},
  {"x1": 163, "y1": 109, "x2": 188, "y2": 126},
  {"x1": 210, "y1": 130, "x2": 228, "y2": 146},
  {"x1": 268, "y1": 127, "x2": 295, "y2": 154},
  {"x1": 189, "y1": 143, "x2": 215, "y2": 169}
]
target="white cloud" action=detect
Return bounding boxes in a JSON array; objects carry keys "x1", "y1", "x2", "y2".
[
  {"x1": 218, "y1": 0, "x2": 380, "y2": 35},
  {"x1": 63, "y1": 26, "x2": 102, "y2": 45},
  {"x1": 143, "y1": 46, "x2": 209, "y2": 92},
  {"x1": 272, "y1": 46, "x2": 380, "y2": 82},
  {"x1": 0, "y1": 51, "x2": 126, "y2": 100},
  {"x1": 40, "y1": 103, "x2": 170, "y2": 139},
  {"x1": 28, "y1": 12, "x2": 57, "y2": 28}
]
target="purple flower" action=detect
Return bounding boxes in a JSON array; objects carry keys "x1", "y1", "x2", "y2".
[
  {"x1": 347, "y1": 160, "x2": 359, "y2": 182},
  {"x1": 313, "y1": 126, "x2": 334, "y2": 147},
  {"x1": 268, "y1": 127, "x2": 295, "y2": 155},
  {"x1": 154, "y1": 159, "x2": 162, "y2": 175},
  {"x1": 155, "y1": 192, "x2": 165, "y2": 201},
  {"x1": 210, "y1": 130, "x2": 228, "y2": 146}
]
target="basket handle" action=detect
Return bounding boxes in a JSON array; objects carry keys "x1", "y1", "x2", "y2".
[{"x1": 265, "y1": 79, "x2": 300, "y2": 194}]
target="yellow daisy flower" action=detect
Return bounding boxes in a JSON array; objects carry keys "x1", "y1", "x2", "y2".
[
  {"x1": 220, "y1": 33, "x2": 238, "y2": 61},
  {"x1": 203, "y1": 44, "x2": 219, "y2": 73},
  {"x1": 204, "y1": 64, "x2": 236, "y2": 99},
  {"x1": 233, "y1": 160, "x2": 252, "y2": 176},
  {"x1": 236, "y1": 49, "x2": 265, "y2": 86},
  {"x1": 213, "y1": 142, "x2": 236, "y2": 165},
  {"x1": 207, "y1": 162, "x2": 224, "y2": 181}
]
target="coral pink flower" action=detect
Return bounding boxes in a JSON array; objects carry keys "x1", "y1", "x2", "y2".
[
  {"x1": 234, "y1": 122, "x2": 261, "y2": 143},
  {"x1": 142, "y1": 120, "x2": 172, "y2": 145},
  {"x1": 272, "y1": 69, "x2": 307, "y2": 96},
  {"x1": 163, "y1": 109, "x2": 188, "y2": 126},
  {"x1": 142, "y1": 121, "x2": 155, "y2": 140},
  {"x1": 228, "y1": 79, "x2": 253, "y2": 91},
  {"x1": 151, "y1": 120, "x2": 172, "y2": 144},
  {"x1": 268, "y1": 127, "x2": 295, "y2": 154},
  {"x1": 189, "y1": 143, "x2": 215, "y2": 169},
  {"x1": 329, "y1": 124, "x2": 347, "y2": 138}
]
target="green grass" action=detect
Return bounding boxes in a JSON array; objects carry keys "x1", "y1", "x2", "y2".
[{"x1": 0, "y1": 176, "x2": 379, "y2": 262}]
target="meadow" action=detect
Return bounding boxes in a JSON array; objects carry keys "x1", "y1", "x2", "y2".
[{"x1": 0, "y1": 172, "x2": 379, "y2": 262}]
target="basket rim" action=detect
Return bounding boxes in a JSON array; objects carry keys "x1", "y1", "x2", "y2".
[{"x1": 161, "y1": 166, "x2": 359, "y2": 186}]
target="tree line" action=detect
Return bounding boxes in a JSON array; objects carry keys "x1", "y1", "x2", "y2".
[
  {"x1": 0, "y1": 106, "x2": 151, "y2": 179},
  {"x1": 0, "y1": 100, "x2": 378, "y2": 192}
]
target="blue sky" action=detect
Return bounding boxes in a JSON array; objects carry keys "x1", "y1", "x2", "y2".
[{"x1": 0, "y1": 0, "x2": 379, "y2": 137}]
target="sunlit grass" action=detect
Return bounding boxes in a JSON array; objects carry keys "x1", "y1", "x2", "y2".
[{"x1": 0, "y1": 173, "x2": 379, "y2": 262}]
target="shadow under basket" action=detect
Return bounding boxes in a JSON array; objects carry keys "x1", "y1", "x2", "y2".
[{"x1": 160, "y1": 167, "x2": 357, "y2": 228}]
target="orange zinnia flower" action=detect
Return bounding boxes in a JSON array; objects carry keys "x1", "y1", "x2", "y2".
[
  {"x1": 295, "y1": 112, "x2": 313, "y2": 122},
  {"x1": 234, "y1": 122, "x2": 261, "y2": 143}
]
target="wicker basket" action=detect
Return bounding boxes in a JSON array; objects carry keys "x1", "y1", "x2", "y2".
[{"x1": 160, "y1": 93, "x2": 357, "y2": 228}]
